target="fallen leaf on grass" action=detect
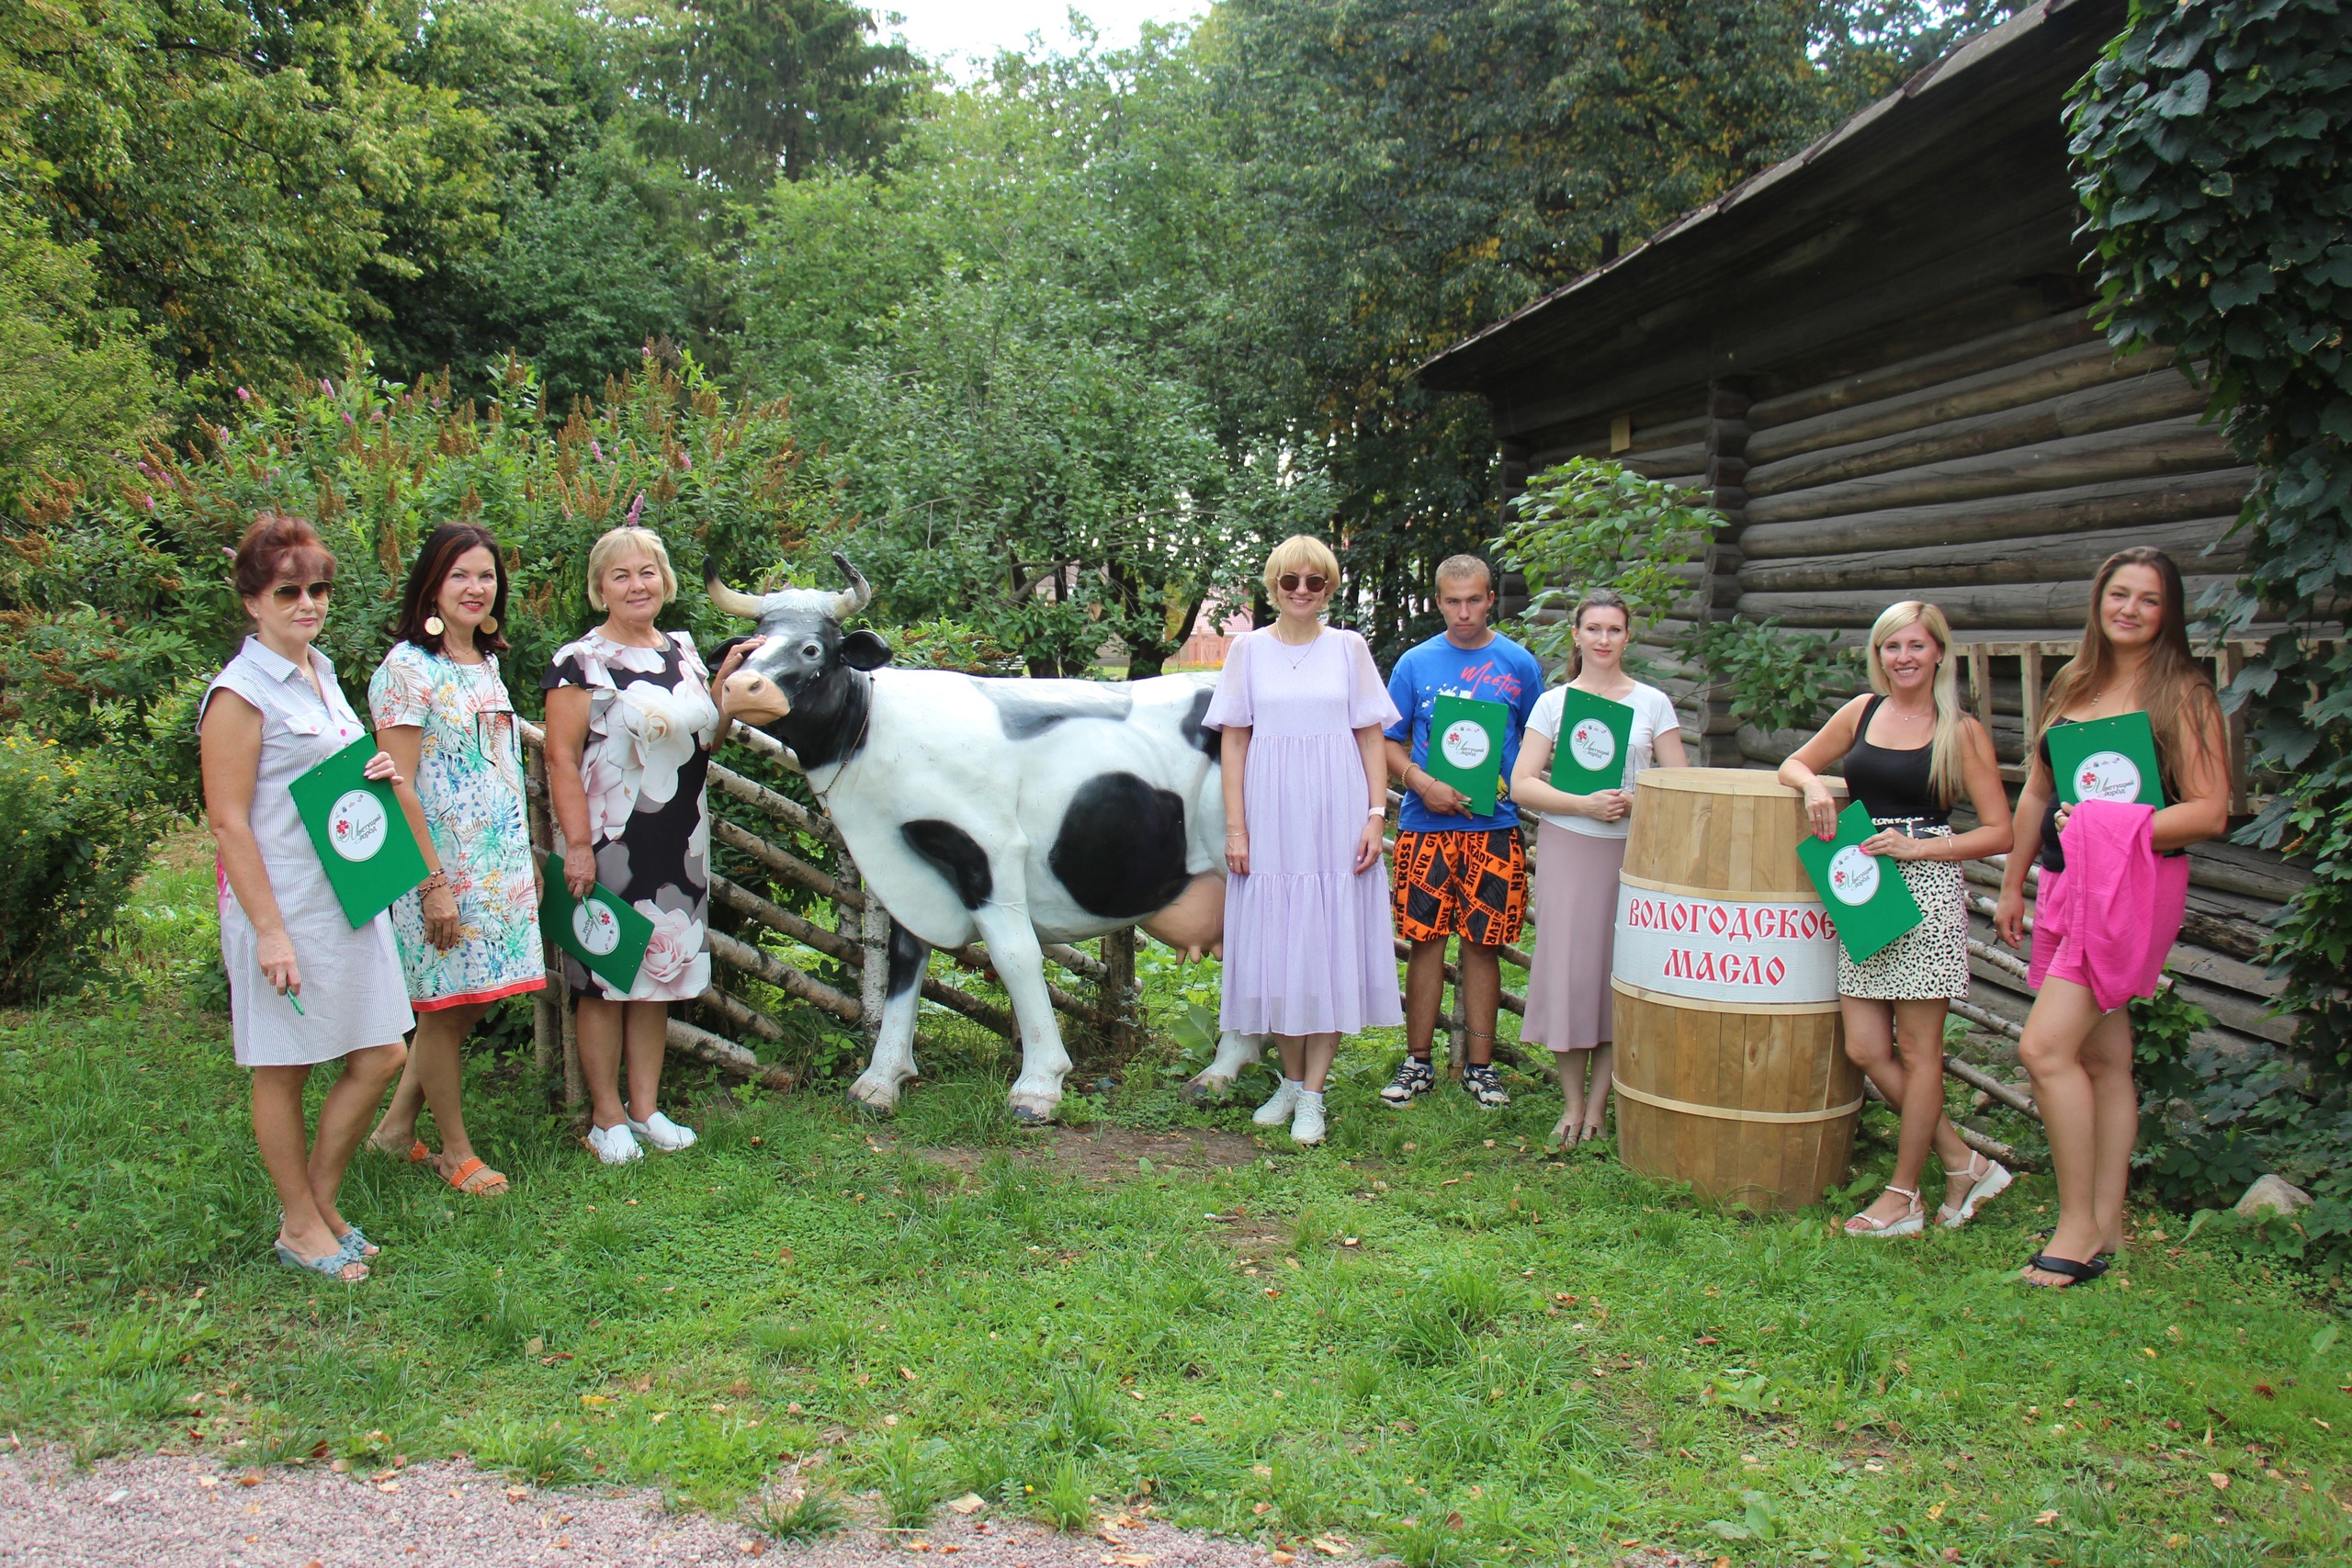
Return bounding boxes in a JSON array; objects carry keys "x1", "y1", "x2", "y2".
[
  {"x1": 1112, "y1": 1554, "x2": 1155, "y2": 1566},
  {"x1": 506, "y1": 1487, "x2": 528, "y2": 1502},
  {"x1": 1252, "y1": 1503, "x2": 1272, "y2": 1516},
  {"x1": 2033, "y1": 1510, "x2": 2058, "y2": 1526},
  {"x1": 1311, "y1": 1537, "x2": 1345, "y2": 1556},
  {"x1": 378, "y1": 1481, "x2": 400, "y2": 1494},
  {"x1": 237, "y1": 1473, "x2": 262, "y2": 1488},
  {"x1": 2211, "y1": 1473, "x2": 2232, "y2": 1491},
  {"x1": 947, "y1": 1494, "x2": 988, "y2": 1515},
  {"x1": 1270, "y1": 1555, "x2": 1295, "y2": 1565}
]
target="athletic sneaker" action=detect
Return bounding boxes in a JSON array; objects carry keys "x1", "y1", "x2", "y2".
[
  {"x1": 584, "y1": 1121, "x2": 643, "y2": 1165},
  {"x1": 628, "y1": 1111, "x2": 698, "y2": 1152},
  {"x1": 1379, "y1": 1056, "x2": 1436, "y2": 1106},
  {"x1": 1291, "y1": 1091, "x2": 1327, "y2": 1145},
  {"x1": 1461, "y1": 1063, "x2": 1510, "y2": 1109},
  {"x1": 1253, "y1": 1077, "x2": 1304, "y2": 1126}
]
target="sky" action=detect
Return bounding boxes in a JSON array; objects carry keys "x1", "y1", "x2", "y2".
[{"x1": 878, "y1": 1, "x2": 1206, "y2": 73}]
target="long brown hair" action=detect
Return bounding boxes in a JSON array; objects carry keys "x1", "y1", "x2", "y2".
[
  {"x1": 2035, "y1": 547, "x2": 2221, "y2": 786},
  {"x1": 393, "y1": 523, "x2": 510, "y2": 658}
]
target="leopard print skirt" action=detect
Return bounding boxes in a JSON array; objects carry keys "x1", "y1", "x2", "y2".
[{"x1": 1838, "y1": 822, "x2": 1971, "y2": 1002}]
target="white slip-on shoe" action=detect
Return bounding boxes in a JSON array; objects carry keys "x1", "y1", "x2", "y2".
[
  {"x1": 628, "y1": 1111, "x2": 698, "y2": 1152},
  {"x1": 1290, "y1": 1093, "x2": 1327, "y2": 1145},
  {"x1": 584, "y1": 1122, "x2": 643, "y2": 1165},
  {"x1": 1252, "y1": 1078, "x2": 1303, "y2": 1126}
]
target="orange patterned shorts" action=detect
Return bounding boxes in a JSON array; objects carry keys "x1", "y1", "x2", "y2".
[{"x1": 1392, "y1": 827, "x2": 1526, "y2": 947}]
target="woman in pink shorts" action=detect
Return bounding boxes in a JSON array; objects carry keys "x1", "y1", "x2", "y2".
[{"x1": 1996, "y1": 547, "x2": 2231, "y2": 1288}]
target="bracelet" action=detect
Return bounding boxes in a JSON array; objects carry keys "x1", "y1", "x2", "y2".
[
  {"x1": 1367, "y1": 805, "x2": 1385, "y2": 818},
  {"x1": 420, "y1": 870, "x2": 450, "y2": 897}
]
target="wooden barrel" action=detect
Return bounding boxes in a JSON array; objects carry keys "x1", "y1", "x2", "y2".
[{"x1": 1611, "y1": 769, "x2": 1861, "y2": 1212}]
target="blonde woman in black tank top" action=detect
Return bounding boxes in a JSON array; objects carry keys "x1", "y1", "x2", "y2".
[{"x1": 1781, "y1": 602, "x2": 2014, "y2": 1237}]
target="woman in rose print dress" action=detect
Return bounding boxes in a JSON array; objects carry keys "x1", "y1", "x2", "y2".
[{"x1": 543, "y1": 525, "x2": 764, "y2": 1165}]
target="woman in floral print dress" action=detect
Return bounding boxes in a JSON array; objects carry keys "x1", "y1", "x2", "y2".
[
  {"x1": 542, "y1": 525, "x2": 763, "y2": 1165},
  {"x1": 366, "y1": 523, "x2": 545, "y2": 1198}
]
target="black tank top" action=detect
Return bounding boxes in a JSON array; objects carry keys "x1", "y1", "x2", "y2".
[{"x1": 1841, "y1": 694, "x2": 1947, "y2": 824}]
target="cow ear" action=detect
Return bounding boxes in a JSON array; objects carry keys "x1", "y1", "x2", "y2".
[{"x1": 840, "y1": 629, "x2": 894, "y2": 671}]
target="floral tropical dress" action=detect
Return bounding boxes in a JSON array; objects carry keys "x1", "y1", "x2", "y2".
[
  {"x1": 369, "y1": 641, "x2": 547, "y2": 1010},
  {"x1": 540, "y1": 628, "x2": 718, "y2": 1002}
]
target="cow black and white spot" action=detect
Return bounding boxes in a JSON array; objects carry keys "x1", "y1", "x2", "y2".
[{"x1": 709, "y1": 556, "x2": 1267, "y2": 1120}]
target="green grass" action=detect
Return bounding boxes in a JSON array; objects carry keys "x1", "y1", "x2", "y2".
[{"x1": 3, "y1": 848, "x2": 2349, "y2": 1564}]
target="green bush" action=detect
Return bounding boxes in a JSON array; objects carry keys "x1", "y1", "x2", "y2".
[
  {"x1": 1489, "y1": 457, "x2": 1720, "y2": 668},
  {"x1": 0, "y1": 728, "x2": 162, "y2": 1003},
  {"x1": 1688, "y1": 616, "x2": 1869, "y2": 736}
]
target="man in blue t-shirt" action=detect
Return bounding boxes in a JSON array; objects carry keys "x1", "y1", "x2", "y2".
[{"x1": 1381, "y1": 555, "x2": 1544, "y2": 1111}]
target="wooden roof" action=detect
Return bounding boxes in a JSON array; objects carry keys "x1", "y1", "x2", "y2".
[{"x1": 1417, "y1": 0, "x2": 2127, "y2": 434}]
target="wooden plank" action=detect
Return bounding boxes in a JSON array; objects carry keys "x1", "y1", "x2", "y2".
[
  {"x1": 1738, "y1": 466, "x2": 2256, "y2": 559},
  {"x1": 1746, "y1": 308, "x2": 2098, "y2": 430},
  {"x1": 1734, "y1": 513, "x2": 2240, "y2": 593},
  {"x1": 708, "y1": 760, "x2": 844, "y2": 851},
  {"x1": 711, "y1": 874, "x2": 861, "y2": 965},
  {"x1": 1736, "y1": 571, "x2": 2242, "y2": 629},
  {"x1": 713, "y1": 818, "x2": 864, "y2": 910},
  {"x1": 707, "y1": 930, "x2": 863, "y2": 1024},
  {"x1": 667, "y1": 1015, "x2": 797, "y2": 1093},
  {"x1": 1746, "y1": 371, "x2": 2210, "y2": 499},
  {"x1": 1743, "y1": 416, "x2": 2234, "y2": 525},
  {"x1": 1744, "y1": 336, "x2": 2156, "y2": 464}
]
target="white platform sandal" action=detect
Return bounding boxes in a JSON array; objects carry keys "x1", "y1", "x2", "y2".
[
  {"x1": 1843, "y1": 1185, "x2": 1925, "y2": 1238},
  {"x1": 1938, "y1": 1151, "x2": 2013, "y2": 1228}
]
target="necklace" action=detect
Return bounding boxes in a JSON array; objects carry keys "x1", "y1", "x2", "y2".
[{"x1": 1272, "y1": 628, "x2": 1323, "y2": 670}]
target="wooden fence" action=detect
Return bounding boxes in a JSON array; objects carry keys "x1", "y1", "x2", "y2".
[{"x1": 515, "y1": 721, "x2": 1143, "y2": 1107}]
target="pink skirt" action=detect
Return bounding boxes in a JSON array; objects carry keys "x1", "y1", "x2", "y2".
[{"x1": 1521, "y1": 822, "x2": 1623, "y2": 1052}]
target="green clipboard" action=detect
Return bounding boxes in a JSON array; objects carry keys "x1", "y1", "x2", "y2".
[
  {"x1": 1424, "y1": 694, "x2": 1510, "y2": 816},
  {"x1": 2048, "y1": 711, "x2": 2165, "y2": 807},
  {"x1": 1547, "y1": 685, "x2": 1636, "y2": 795},
  {"x1": 286, "y1": 735, "x2": 430, "y2": 929},
  {"x1": 539, "y1": 853, "x2": 653, "y2": 995},
  {"x1": 1795, "y1": 800, "x2": 1925, "y2": 964}
]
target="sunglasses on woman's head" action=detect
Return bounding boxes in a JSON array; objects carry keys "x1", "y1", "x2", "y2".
[
  {"x1": 1278, "y1": 572, "x2": 1329, "y2": 594},
  {"x1": 267, "y1": 581, "x2": 334, "y2": 604}
]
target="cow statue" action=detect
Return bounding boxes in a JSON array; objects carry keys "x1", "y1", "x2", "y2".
[{"x1": 708, "y1": 555, "x2": 1270, "y2": 1122}]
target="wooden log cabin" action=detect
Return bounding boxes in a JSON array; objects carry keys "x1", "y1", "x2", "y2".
[{"x1": 1417, "y1": 0, "x2": 2307, "y2": 1058}]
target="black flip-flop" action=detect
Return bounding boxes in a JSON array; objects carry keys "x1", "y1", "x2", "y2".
[
  {"x1": 2027, "y1": 1226, "x2": 2116, "y2": 1258},
  {"x1": 2021, "y1": 1252, "x2": 2108, "y2": 1288}
]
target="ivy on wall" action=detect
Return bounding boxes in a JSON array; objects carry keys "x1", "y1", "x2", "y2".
[{"x1": 2069, "y1": 0, "x2": 2352, "y2": 1077}]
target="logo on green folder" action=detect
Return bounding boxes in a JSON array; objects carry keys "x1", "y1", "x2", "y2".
[
  {"x1": 1827, "y1": 844, "x2": 1880, "y2": 905},
  {"x1": 1567, "y1": 716, "x2": 1616, "y2": 772},
  {"x1": 1439, "y1": 717, "x2": 1492, "y2": 769},
  {"x1": 327, "y1": 789, "x2": 388, "y2": 862},
  {"x1": 571, "y1": 898, "x2": 624, "y2": 956},
  {"x1": 2075, "y1": 750, "x2": 2143, "y2": 803}
]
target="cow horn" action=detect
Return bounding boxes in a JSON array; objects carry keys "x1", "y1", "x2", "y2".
[
  {"x1": 831, "y1": 553, "x2": 872, "y2": 618},
  {"x1": 705, "y1": 572, "x2": 769, "y2": 620}
]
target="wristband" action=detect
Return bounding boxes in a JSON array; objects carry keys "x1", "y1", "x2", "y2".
[{"x1": 1367, "y1": 805, "x2": 1385, "y2": 818}]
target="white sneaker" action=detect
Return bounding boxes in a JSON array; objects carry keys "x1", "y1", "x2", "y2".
[
  {"x1": 584, "y1": 1122, "x2": 643, "y2": 1165},
  {"x1": 1253, "y1": 1078, "x2": 1303, "y2": 1126},
  {"x1": 628, "y1": 1111, "x2": 698, "y2": 1152},
  {"x1": 1291, "y1": 1092, "x2": 1327, "y2": 1145}
]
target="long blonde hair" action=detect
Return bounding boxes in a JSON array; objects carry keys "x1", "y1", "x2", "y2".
[
  {"x1": 1866, "y1": 600, "x2": 1966, "y2": 807},
  {"x1": 2035, "y1": 547, "x2": 2220, "y2": 787}
]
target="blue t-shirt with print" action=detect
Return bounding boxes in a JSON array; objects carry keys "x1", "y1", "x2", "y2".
[{"x1": 1384, "y1": 630, "x2": 1545, "y2": 834}]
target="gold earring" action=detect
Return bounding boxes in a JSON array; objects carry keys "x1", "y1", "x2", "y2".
[
  {"x1": 424, "y1": 615, "x2": 445, "y2": 636},
  {"x1": 480, "y1": 615, "x2": 499, "y2": 635}
]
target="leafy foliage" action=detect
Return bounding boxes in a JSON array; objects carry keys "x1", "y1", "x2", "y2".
[
  {"x1": 1489, "y1": 457, "x2": 1719, "y2": 665},
  {"x1": 0, "y1": 346, "x2": 841, "y2": 767},
  {"x1": 0, "y1": 729, "x2": 165, "y2": 1002},
  {"x1": 1689, "y1": 619, "x2": 1870, "y2": 738},
  {"x1": 2069, "y1": 0, "x2": 2352, "y2": 1079}
]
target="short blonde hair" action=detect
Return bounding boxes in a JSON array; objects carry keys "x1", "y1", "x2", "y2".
[
  {"x1": 1433, "y1": 553, "x2": 1492, "y2": 592},
  {"x1": 1261, "y1": 535, "x2": 1340, "y2": 600},
  {"x1": 585, "y1": 525, "x2": 677, "y2": 612}
]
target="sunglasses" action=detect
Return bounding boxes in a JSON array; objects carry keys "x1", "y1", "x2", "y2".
[
  {"x1": 267, "y1": 581, "x2": 334, "y2": 604},
  {"x1": 1277, "y1": 572, "x2": 1329, "y2": 594}
]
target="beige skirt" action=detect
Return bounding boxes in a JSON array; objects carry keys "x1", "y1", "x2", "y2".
[{"x1": 1521, "y1": 821, "x2": 1624, "y2": 1052}]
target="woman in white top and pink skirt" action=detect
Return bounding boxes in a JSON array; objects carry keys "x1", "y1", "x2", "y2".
[
  {"x1": 1204, "y1": 536, "x2": 1403, "y2": 1145},
  {"x1": 1507, "y1": 589, "x2": 1687, "y2": 1146}
]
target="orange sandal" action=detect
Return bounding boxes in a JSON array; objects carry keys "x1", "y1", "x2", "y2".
[{"x1": 443, "y1": 1156, "x2": 508, "y2": 1197}]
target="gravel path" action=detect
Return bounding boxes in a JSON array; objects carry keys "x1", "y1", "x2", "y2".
[{"x1": 0, "y1": 1450, "x2": 1373, "y2": 1568}]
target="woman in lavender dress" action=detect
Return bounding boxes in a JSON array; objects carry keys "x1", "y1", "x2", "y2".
[{"x1": 1204, "y1": 535, "x2": 1403, "y2": 1145}]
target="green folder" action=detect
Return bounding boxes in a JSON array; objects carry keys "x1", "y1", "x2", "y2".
[
  {"x1": 1423, "y1": 694, "x2": 1510, "y2": 816},
  {"x1": 2048, "y1": 711, "x2": 2165, "y2": 807},
  {"x1": 540, "y1": 853, "x2": 652, "y2": 995},
  {"x1": 286, "y1": 734, "x2": 430, "y2": 929},
  {"x1": 1794, "y1": 800, "x2": 1925, "y2": 964},
  {"x1": 1547, "y1": 685, "x2": 1636, "y2": 795}
]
